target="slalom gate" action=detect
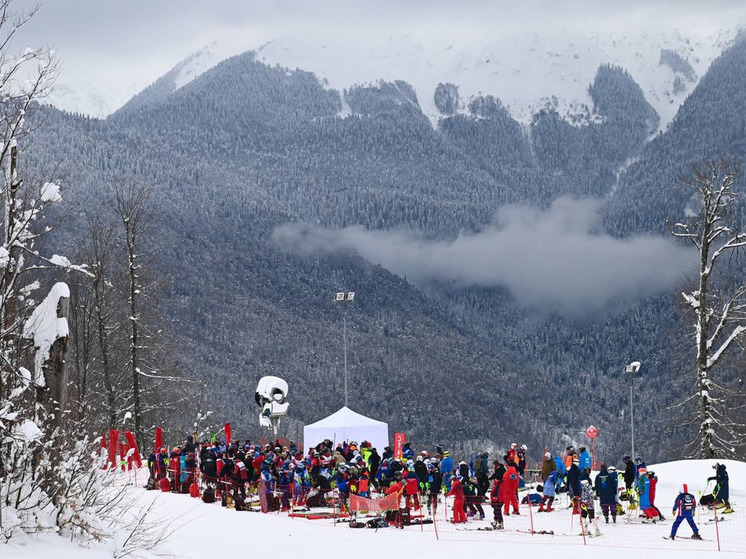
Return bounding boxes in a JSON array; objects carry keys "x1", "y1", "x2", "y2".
[
  {"x1": 141, "y1": 468, "x2": 743, "y2": 552},
  {"x1": 434, "y1": 489, "x2": 744, "y2": 553}
]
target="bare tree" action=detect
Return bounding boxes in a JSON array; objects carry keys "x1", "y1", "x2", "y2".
[{"x1": 668, "y1": 158, "x2": 746, "y2": 458}]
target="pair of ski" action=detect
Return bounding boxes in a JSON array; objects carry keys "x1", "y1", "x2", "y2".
[{"x1": 663, "y1": 535, "x2": 710, "y2": 541}]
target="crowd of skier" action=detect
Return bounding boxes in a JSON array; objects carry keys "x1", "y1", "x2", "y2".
[{"x1": 146, "y1": 436, "x2": 733, "y2": 540}]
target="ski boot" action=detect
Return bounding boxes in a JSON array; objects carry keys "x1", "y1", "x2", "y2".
[{"x1": 691, "y1": 533, "x2": 702, "y2": 540}]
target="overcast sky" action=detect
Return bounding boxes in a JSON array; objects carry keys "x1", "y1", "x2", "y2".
[{"x1": 12, "y1": 0, "x2": 746, "y2": 102}]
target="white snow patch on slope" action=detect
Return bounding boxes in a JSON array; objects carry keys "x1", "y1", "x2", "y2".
[{"x1": 106, "y1": 25, "x2": 741, "y2": 131}]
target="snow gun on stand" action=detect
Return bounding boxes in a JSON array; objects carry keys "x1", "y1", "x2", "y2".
[{"x1": 255, "y1": 376, "x2": 289, "y2": 436}]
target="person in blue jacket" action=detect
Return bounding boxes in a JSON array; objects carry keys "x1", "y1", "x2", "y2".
[
  {"x1": 669, "y1": 484, "x2": 702, "y2": 540},
  {"x1": 440, "y1": 450, "x2": 454, "y2": 491},
  {"x1": 594, "y1": 465, "x2": 618, "y2": 523},
  {"x1": 578, "y1": 446, "x2": 591, "y2": 471},
  {"x1": 402, "y1": 442, "x2": 414, "y2": 460},
  {"x1": 553, "y1": 454, "x2": 566, "y2": 492},
  {"x1": 634, "y1": 456, "x2": 647, "y2": 482},
  {"x1": 539, "y1": 469, "x2": 558, "y2": 512}
]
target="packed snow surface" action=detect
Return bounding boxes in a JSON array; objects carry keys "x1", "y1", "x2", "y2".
[{"x1": 4, "y1": 458, "x2": 744, "y2": 558}]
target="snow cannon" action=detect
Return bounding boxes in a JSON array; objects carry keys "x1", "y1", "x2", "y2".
[{"x1": 255, "y1": 376, "x2": 289, "y2": 435}]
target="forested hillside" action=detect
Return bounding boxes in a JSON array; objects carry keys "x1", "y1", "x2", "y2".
[{"x1": 25, "y1": 37, "x2": 746, "y2": 461}]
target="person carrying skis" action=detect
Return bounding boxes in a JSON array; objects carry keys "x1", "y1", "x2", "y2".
[
  {"x1": 669, "y1": 484, "x2": 702, "y2": 540},
  {"x1": 708, "y1": 462, "x2": 733, "y2": 513},
  {"x1": 594, "y1": 465, "x2": 617, "y2": 523}
]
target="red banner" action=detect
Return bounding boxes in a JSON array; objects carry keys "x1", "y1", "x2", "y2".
[
  {"x1": 108, "y1": 428, "x2": 119, "y2": 469},
  {"x1": 124, "y1": 430, "x2": 143, "y2": 468},
  {"x1": 225, "y1": 423, "x2": 231, "y2": 446},
  {"x1": 393, "y1": 432, "x2": 406, "y2": 460},
  {"x1": 154, "y1": 426, "x2": 163, "y2": 452},
  {"x1": 350, "y1": 491, "x2": 401, "y2": 512}
]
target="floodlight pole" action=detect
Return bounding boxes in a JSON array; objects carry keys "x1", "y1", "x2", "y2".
[
  {"x1": 630, "y1": 382, "x2": 635, "y2": 459},
  {"x1": 334, "y1": 292, "x2": 355, "y2": 408},
  {"x1": 625, "y1": 361, "x2": 641, "y2": 459},
  {"x1": 343, "y1": 315, "x2": 348, "y2": 408}
]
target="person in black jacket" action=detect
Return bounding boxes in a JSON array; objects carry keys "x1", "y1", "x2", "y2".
[
  {"x1": 414, "y1": 456, "x2": 428, "y2": 496},
  {"x1": 623, "y1": 455, "x2": 635, "y2": 490},
  {"x1": 426, "y1": 461, "x2": 442, "y2": 515},
  {"x1": 568, "y1": 459, "x2": 581, "y2": 513},
  {"x1": 708, "y1": 462, "x2": 732, "y2": 512},
  {"x1": 475, "y1": 452, "x2": 490, "y2": 496},
  {"x1": 490, "y1": 460, "x2": 506, "y2": 482},
  {"x1": 368, "y1": 448, "x2": 381, "y2": 486}
]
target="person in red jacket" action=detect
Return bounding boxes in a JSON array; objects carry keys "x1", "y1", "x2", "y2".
[
  {"x1": 648, "y1": 471, "x2": 665, "y2": 521},
  {"x1": 502, "y1": 463, "x2": 520, "y2": 515},
  {"x1": 447, "y1": 475, "x2": 467, "y2": 523},
  {"x1": 404, "y1": 469, "x2": 420, "y2": 510},
  {"x1": 385, "y1": 471, "x2": 405, "y2": 529}
]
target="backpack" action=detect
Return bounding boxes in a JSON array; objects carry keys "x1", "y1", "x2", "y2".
[{"x1": 202, "y1": 455, "x2": 217, "y2": 478}]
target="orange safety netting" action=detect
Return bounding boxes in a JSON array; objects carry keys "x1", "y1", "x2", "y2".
[{"x1": 350, "y1": 491, "x2": 400, "y2": 512}]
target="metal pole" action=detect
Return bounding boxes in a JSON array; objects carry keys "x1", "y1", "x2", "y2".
[
  {"x1": 343, "y1": 315, "x2": 348, "y2": 408},
  {"x1": 630, "y1": 382, "x2": 635, "y2": 459}
]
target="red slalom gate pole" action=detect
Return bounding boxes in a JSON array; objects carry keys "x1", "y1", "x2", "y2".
[
  {"x1": 714, "y1": 509, "x2": 721, "y2": 552},
  {"x1": 527, "y1": 489, "x2": 535, "y2": 535}
]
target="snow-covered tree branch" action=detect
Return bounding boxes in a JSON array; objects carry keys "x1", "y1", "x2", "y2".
[{"x1": 668, "y1": 158, "x2": 746, "y2": 458}]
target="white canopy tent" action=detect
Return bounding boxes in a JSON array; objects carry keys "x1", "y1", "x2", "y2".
[{"x1": 303, "y1": 406, "x2": 389, "y2": 453}]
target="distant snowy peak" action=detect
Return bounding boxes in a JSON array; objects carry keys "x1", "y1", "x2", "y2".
[{"x1": 51, "y1": 25, "x2": 743, "y2": 128}]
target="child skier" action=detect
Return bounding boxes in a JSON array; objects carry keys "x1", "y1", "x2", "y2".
[
  {"x1": 489, "y1": 476, "x2": 504, "y2": 529},
  {"x1": 579, "y1": 479, "x2": 602, "y2": 536},
  {"x1": 669, "y1": 484, "x2": 702, "y2": 540}
]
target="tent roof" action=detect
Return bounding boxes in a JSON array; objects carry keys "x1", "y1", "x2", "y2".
[{"x1": 305, "y1": 406, "x2": 388, "y2": 429}]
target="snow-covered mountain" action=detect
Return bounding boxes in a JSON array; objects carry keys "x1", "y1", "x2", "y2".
[{"x1": 48, "y1": 25, "x2": 742, "y2": 129}]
